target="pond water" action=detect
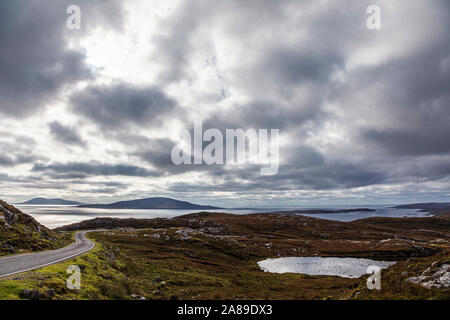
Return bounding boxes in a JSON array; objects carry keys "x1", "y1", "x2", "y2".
[{"x1": 257, "y1": 257, "x2": 397, "y2": 278}]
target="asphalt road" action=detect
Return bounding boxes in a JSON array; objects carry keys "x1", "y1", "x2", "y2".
[{"x1": 0, "y1": 231, "x2": 95, "y2": 278}]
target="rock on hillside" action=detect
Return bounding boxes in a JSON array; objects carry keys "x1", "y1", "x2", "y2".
[
  {"x1": 1, "y1": 200, "x2": 41, "y2": 230},
  {"x1": 407, "y1": 263, "x2": 450, "y2": 289},
  {"x1": 0, "y1": 200, "x2": 68, "y2": 256}
]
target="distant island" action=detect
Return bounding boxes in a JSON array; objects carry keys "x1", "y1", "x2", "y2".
[
  {"x1": 18, "y1": 198, "x2": 84, "y2": 205},
  {"x1": 276, "y1": 208, "x2": 376, "y2": 215},
  {"x1": 79, "y1": 197, "x2": 221, "y2": 210},
  {"x1": 393, "y1": 202, "x2": 450, "y2": 216}
]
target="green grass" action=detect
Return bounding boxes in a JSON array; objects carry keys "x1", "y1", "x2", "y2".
[{"x1": 0, "y1": 233, "x2": 126, "y2": 300}]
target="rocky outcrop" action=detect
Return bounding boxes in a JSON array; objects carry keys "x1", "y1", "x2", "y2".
[
  {"x1": 0, "y1": 202, "x2": 19, "y2": 226},
  {"x1": 0, "y1": 200, "x2": 67, "y2": 256},
  {"x1": 406, "y1": 262, "x2": 450, "y2": 289},
  {"x1": 0, "y1": 200, "x2": 44, "y2": 233}
]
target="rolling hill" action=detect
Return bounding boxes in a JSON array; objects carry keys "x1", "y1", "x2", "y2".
[
  {"x1": 394, "y1": 202, "x2": 450, "y2": 216},
  {"x1": 19, "y1": 198, "x2": 84, "y2": 205},
  {"x1": 79, "y1": 197, "x2": 221, "y2": 210}
]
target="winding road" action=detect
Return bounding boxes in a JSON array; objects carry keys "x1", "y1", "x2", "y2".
[{"x1": 0, "y1": 231, "x2": 95, "y2": 278}]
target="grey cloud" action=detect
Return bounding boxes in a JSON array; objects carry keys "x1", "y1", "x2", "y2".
[
  {"x1": 49, "y1": 121, "x2": 86, "y2": 147},
  {"x1": 262, "y1": 48, "x2": 343, "y2": 86},
  {"x1": 168, "y1": 162, "x2": 386, "y2": 193},
  {"x1": 363, "y1": 125, "x2": 450, "y2": 157},
  {"x1": 388, "y1": 157, "x2": 450, "y2": 183},
  {"x1": 356, "y1": 44, "x2": 450, "y2": 157},
  {"x1": 203, "y1": 99, "x2": 326, "y2": 132},
  {"x1": 72, "y1": 187, "x2": 120, "y2": 194},
  {"x1": 131, "y1": 136, "x2": 228, "y2": 176},
  {"x1": 0, "y1": 137, "x2": 42, "y2": 167},
  {"x1": 0, "y1": 154, "x2": 36, "y2": 167},
  {"x1": 151, "y1": 0, "x2": 294, "y2": 84},
  {"x1": 286, "y1": 146, "x2": 325, "y2": 168},
  {"x1": 0, "y1": 0, "x2": 123, "y2": 117},
  {"x1": 164, "y1": 155, "x2": 386, "y2": 193},
  {"x1": 243, "y1": 161, "x2": 386, "y2": 191},
  {"x1": 133, "y1": 138, "x2": 176, "y2": 169},
  {"x1": 47, "y1": 173, "x2": 89, "y2": 180},
  {"x1": 71, "y1": 83, "x2": 177, "y2": 130},
  {"x1": 32, "y1": 162, "x2": 159, "y2": 177}
]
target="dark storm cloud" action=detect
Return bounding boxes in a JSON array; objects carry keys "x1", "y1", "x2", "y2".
[
  {"x1": 203, "y1": 99, "x2": 326, "y2": 132},
  {"x1": 135, "y1": 115, "x2": 327, "y2": 179},
  {"x1": 126, "y1": 121, "x2": 378, "y2": 190},
  {"x1": 364, "y1": 126, "x2": 450, "y2": 157},
  {"x1": 32, "y1": 162, "x2": 159, "y2": 177},
  {"x1": 168, "y1": 161, "x2": 387, "y2": 193},
  {"x1": 70, "y1": 83, "x2": 177, "y2": 130},
  {"x1": 279, "y1": 162, "x2": 387, "y2": 190},
  {"x1": 262, "y1": 48, "x2": 343, "y2": 86},
  {"x1": 49, "y1": 121, "x2": 86, "y2": 147},
  {"x1": 133, "y1": 138, "x2": 176, "y2": 169},
  {"x1": 286, "y1": 146, "x2": 325, "y2": 168},
  {"x1": 357, "y1": 43, "x2": 450, "y2": 156},
  {"x1": 388, "y1": 157, "x2": 450, "y2": 183},
  {"x1": 251, "y1": 161, "x2": 385, "y2": 191},
  {"x1": 0, "y1": 0, "x2": 123, "y2": 117},
  {"x1": 162, "y1": 141, "x2": 385, "y2": 192},
  {"x1": 129, "y1": 136, "x2": 230, "y2": 177}
]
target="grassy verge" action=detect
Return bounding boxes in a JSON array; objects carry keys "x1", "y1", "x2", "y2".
[{"x1": 0, "y1": 233, "x2": 125, "y2": 300}]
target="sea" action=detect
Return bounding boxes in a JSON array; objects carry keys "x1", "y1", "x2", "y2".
[{"x1": 14, "y1": 204, "x2": 430, "y2": 229}]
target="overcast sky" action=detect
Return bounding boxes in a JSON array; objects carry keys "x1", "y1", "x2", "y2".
[{"x1": 1, "y1": 0, "x2": 449, "y2": 206}]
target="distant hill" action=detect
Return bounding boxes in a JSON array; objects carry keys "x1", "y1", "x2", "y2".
[
  {"x1": 393, "y1": 202, "x2": 450, "y2": 216},
  {"x1": 79, "y1": 197, "x2": 221, "y2": 210},
  {"x1": 274, "y1": 208, "x2": 376, "y2": 214},
  {"x1": 393, "y1": 202, "x2": 450, "y2": 210},
  {"x1": 19, "y1": 198, "x2": 84, "y2": 205}
]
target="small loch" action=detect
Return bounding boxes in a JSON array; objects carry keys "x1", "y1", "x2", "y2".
[{"x1": 257, "y1": 257, "x2": 396, "y2": 278}]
